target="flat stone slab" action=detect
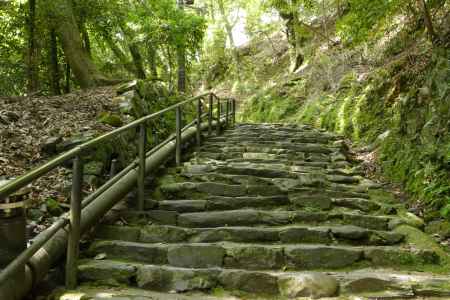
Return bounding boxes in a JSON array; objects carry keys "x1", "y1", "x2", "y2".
[
  {"x1": 95, "y1": 224, "x2": 404, "y2": 246},
  {"x1": 87, "y1": 241, "x2": 436, "y2": 271}
]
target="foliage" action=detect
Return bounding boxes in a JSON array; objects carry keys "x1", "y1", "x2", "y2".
[
  {"x1": 0, "y1": 0, "x2": 207, "y2": 96},
  {"x1": 336, "y1": 0, "x2": 402, "y2": 45},
  {"x1": 236, "y1": 0, "x2": 450, "y2": 220},
  {"x1": 0, "y1": 2, "x2": 27, "y2": 95}
]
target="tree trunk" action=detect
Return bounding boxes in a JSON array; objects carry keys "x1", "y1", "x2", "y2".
[
  {"x1": 129, "y1": 43, "x2": 146, "y2": 79},
  {"x1": 176, "y1": 46, "x2": 186, "y2": 93},
  {"x1": 27, "y1": 0, "x2": 40, "y2": 93},
  {"x1": 43, "y1": 0, "x2": 110, "y2": 88},
  {"x1": 148, "y1": 45, "x2": 158, "y2": 78},
  {"x1": 102, "y1": 31, "x2": 136, "y2": 76},
  {"x1": 177, "y1": 0, "x2": 186, "y2": 93},
  {"x1": 48, "y1": 28, "x2": 61, "y2": 95},
  {"x1": 217, "y1": 0, "x2": 241, "y2": 79},
  {"x1": 64, "y1": 62, "x2": 71, "y2": 93},
  {"x1": 418, "y1": 0, "x2": 438, "y2": 44},
  {"x1": 279, "y1": 11, "x2": 304, "y2": 72},
  {"x1": 80, "y1": 21, "x2": 92, "y2": 57}
]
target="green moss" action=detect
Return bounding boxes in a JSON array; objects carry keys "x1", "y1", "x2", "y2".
[
  {"x1": 98, "y1": 112, "x2": 124, "y2": 127},
  {"x1": 394, "y1": 225, "x2": 450, "y2": 273}
]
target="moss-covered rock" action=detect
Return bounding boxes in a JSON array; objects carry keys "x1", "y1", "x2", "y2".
[{"x1": 98, "y1": 112, "x2": 124, "y2": 127}]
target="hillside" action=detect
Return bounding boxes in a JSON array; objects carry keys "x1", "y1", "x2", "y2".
[{"x1": 209, "y1": 4, "x2": 450, "y2": 233}]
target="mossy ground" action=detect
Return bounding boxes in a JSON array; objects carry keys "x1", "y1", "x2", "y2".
[{"x1": 223, "y1": 26, "x2": 450, "y2": 222}]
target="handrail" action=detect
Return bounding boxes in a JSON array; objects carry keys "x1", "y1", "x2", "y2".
[
  {"x1": 0, "y1": 92, "x2": 210, "y2": 199},
  {"x1": 0, "y1": 90, "x2": 236, "y2": 292}
]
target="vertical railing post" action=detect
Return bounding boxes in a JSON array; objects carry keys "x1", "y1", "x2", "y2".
[
  {"x1": 152, "y1": 127, "x2": 158, "y2": 147},
  {"x1": 137, "y1": 124, "x2": 146, "y2": 211},
  {"x1": 225, "y1": 99, "x2": 230, "y2": 128},
  {"x1": 232, "y1": 98, "x2": 236, "y2": 126},
  {"x1": 66, "y1": 155, "x2": 83, "y2": 289},
  {"x1": 208, "y1": 94, "x2": 213, "y2": 136},
  {"x1": 216, "y1": 97, "x2": 221, "y2": 136},
  {"x1": 176, "y1": 106, "x2": 182, "y2": 166},
  {"x1": 196, "y1": 98, "x2": 202, "y2": 147},
  {"x1": 109, "y1": 159, "x2": 118, "y2": 178}
]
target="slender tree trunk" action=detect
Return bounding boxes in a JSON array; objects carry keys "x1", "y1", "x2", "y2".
[
  {"x1": 129, "y1": 43, "x2": 146, "y2": 79},
  {"x1": 418, "y1": 0, "x2": 438, "y2": 43},
  {"x1": 43, "y1": 0, "x2": 111, "y2": 88},
  {"x1": 217, "y1": 0, "x2": 241, "y2": 79},
  {"x1": 148, "y1": 45, "x2": 158, "y2": 78},
  {"x1": 80, "y1": 21, "x2": 92, "y2": 57},
  {"x1": 27, "y1": 0, "x2": 40, "y2": 93},
  {"x1": 177, "y1": 0, "x2": 186, "y2": 93},
  {"x1": 176, "y1": 46, "x2": 186, "y2": 93},
  {"x1": 64, "y1": 62, "x2": 71, "y2": 93},
  {"x1": 102, "y1": 31, "x2": 136, "y2": 76},
  {"x1": 279, "y1": 11, "x2": 304, "y2": 72},
  {"x1": 48, "y1": 28, "x2": 61, "y2": 95}
]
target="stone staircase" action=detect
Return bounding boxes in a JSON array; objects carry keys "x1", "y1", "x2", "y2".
[{"x1": 71, "y1": 124, "x2": 450, "y2": 300}]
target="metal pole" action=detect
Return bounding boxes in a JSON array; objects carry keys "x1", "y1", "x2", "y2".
[
  {"x1": 208, "y1": 94, "x2": 213, "y2": 136},
  {"x1": 137, "y1": 124, "x2": 146, "y2": 211},
  {"x1": 109, "y1": 159, "x2": 118, "y2": 179},
  {"x1": 216, "y1": 98, "x2": 221, "y2": 136},
  {"x1": 196, "y1": 98, "x2": 202, "y2": 147},
  {"x1": 232, "y1": 98, "x2": 236, "y2": 126},
  {"x1": 176, "y1": 106, "x2": 182, "y2": 166},
  {"x1": 152, "y1": 127, "x2": 158, "y2": 146},
  {"x1": 66, "y1": 155, "x2": 83, "y2": 289},
  {"x1": 225, "y1": 99, "x2": 230, "y2": 128}
]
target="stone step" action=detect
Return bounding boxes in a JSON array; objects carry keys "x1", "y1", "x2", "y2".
[
  {"x1": 77, "y1": 260, "x2": 450, "y2": 298},
  {"x1": 86, "y1": 241, "x2": 438, "y2": 271},
  {"x1": 157, "y1": 174, "x2": 369, "y2": 199},
  {"x1": 140, "y1": 194, "x2": 381, "y2": 214},
  {"x1": 155, "y1": 195, "x2": 290, "y2": 212},
  {"x1": 95, "y1": 224, "x2": 404, "y2": 246},
  {"x1": 182, "y1": 162, "x2": 355, "y2": 180},
  {"x1": 206, "y1": 136, "x2": 333, "y2": 144},
  {"x1": 120, "y1": 209, "x2": 395, "y2": 230},
  {"x1": 182, "y1": 163, "x2": 363, "y2": 178},
  {"x1": 157, "y1": 182, "x2": 287, "y2": 199},
  {"x1": 202, "y1": 141, "x2": 339, "y2": 154}
]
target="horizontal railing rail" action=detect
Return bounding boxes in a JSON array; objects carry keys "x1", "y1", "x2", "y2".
[{"x1": 0, "y1": 91, "x2": 236, "y2": 293}]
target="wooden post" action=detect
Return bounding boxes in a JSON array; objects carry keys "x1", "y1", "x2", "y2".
[{"x1": 66, "y1": 155, "x2": 83, "y2": 289}]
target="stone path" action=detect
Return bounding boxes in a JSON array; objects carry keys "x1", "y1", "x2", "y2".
[{"x1": 69, "y1": 124, "x2": 450, "y2": 299}]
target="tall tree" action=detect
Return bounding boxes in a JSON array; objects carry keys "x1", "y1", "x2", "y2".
[
  {"x1": 48, "y1": 28, "x2": 61, "y2": 95},
  {"x1": 216, "y1": 0, "x2": 241, "y2": 79},
  {"x1": 177, "y1": 0, "x2": 187, "y2": 93},
  {"x1": 417, "y1": 0, "x2": 438, "y2": 44},
  {"x1": 27, "y1": 0, "x2": 40, "y2": 93},
  {"x1": 43, "y1": 0, "x2": 112, "y2": 88}
]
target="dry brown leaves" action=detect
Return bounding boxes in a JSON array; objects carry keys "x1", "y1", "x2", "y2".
[{"x1": 0, "y1": 86, "x2": 118, "y2": 209}]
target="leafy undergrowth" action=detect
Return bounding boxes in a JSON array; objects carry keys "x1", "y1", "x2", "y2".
[{"x1": 222, "y1": 22, "x2": 450, "y2": 223}]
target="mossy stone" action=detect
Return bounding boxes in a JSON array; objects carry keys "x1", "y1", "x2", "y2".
[
  {"x1": 425, "y1": 220, "x2": 450, "y2": 238},
  {"x1": 98, "y1": 112, "x2": 124, "y2": 127}
]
